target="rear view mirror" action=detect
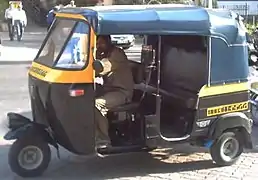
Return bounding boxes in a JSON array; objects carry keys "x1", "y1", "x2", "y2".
[
  {"x1": 92, "y1": 60, "x2": 104, "y2": 75},
  {"x1": 141, "y1": 45, "x2": 154, "y2": 67}
]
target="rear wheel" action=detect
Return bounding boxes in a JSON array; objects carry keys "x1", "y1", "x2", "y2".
[
  {"x1": 8, "y1": 137, "x2": 51, "y2": 177},
  {"x1": 210, "y1": 131, "x2": 244, "y2": 166}
]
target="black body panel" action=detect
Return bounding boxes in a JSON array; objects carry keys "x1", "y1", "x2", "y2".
[
  {"x1": 28, "y1": 75, "x2": 95, "y2": 155},
  {"x1": 198, "y1": 91, "x2": 249, "y2": 120},
  {"x1": 190, "y1": 91, "x2": 250, "y2": 137}
]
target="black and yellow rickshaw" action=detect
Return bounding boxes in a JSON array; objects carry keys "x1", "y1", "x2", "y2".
[{"x1": 3, "y1": 5, "x2": 253, "y2": 177}]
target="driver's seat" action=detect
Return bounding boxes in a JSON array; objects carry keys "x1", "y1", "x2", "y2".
[
  {"x1": 109, "y1": 102, "x2": 139, "y2": 112},
  {"x1": 108, "y1": 62, "x2": 144, "y2": 121}
]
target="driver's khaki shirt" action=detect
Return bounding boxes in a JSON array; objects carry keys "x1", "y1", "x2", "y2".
[{"x1": 99, "y1": 47, "x2": 134, "y2": 99}]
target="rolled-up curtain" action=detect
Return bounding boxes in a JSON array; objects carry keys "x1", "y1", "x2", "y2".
[{"x1": 161, "y1": 46, "x2": 207, "y2": 94}]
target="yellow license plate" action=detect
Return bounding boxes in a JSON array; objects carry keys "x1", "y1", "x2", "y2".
[{"x1": 207, "y1": 101, "x2": 249, "y2": 117}]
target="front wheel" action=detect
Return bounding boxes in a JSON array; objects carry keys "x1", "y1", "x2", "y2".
[
  {"x1": 8, "y1": 137, "x2": 51, "y2": 177},
  {"x1": 210, "y1": 131, "x2": 244, "y2": 166}
]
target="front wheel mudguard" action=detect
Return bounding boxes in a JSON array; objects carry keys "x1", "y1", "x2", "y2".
[
  {"x1": 4, "y1": 122, "x2": 61, "y2": 159},
  {"x1": 4, "y1": 112, "x2": 47, "y2": 141},
  {"x1": 4, "y1": 115, "x2": 59, "y2": 151},
  {"x1": 4, "y1": 123, "x2": 33, "y2": 140}
]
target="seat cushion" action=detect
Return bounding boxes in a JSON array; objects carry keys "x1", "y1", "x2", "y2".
[{"x1": 109, "y1": 102, "x2": 139, "y2": 112}]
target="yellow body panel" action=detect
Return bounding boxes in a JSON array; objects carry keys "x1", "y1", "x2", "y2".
[
  {"x1": 55, "y1": 13, "x2": 86, "y2": 20},
  {"x1": 199, "y1": 82, "x2": 249, "y2": 97},
  {"x1": 29, "y1": 62, "x2": 94, "y2": 83},
  {"x1": 206, "y1": 101, "x2": 249, "y2": 117}
]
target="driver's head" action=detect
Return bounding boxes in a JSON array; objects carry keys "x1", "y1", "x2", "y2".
[{"x1": 97, "y1": 35, "x2": 112, "y2": 52}]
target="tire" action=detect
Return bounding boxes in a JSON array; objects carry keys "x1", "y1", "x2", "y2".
[
  {"x1": 8, "y1": 137, "x2": 51, "y2": 177},
  {"x1": 210, "y1": 131, "x2": 244, "y2": 166}
]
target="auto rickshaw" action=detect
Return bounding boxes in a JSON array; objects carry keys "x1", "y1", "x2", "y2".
[{"x1": 3, "y1": 4, "x2": 253, "y2": 177}]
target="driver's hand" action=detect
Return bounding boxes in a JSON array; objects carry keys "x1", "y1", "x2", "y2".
[{"x1": 95, "y1": 77, "x2": 103, "y2": 85}]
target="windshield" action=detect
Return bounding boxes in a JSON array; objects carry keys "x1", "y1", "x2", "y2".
[{"x1": 35, "y1": 18, "x2": 90, "y2": 69}]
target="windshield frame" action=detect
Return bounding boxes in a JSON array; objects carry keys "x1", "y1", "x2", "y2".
[{"x1": 34, "y1": 16, "x2": 91, "y2": 71}]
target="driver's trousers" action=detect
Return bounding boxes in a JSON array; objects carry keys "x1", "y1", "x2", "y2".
[{"x1": 95, "y1": 91, "x2": 127, "y2": 143}]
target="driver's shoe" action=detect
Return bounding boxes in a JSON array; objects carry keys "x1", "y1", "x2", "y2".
[{"x1": 96, "y1": 139, "x2": 112, "y2": 149}]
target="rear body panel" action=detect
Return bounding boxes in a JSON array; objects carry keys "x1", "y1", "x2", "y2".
[
  {"x1": 28, "y1": 13, "x2": 97, "y2": 155},
  {"x1": 191, "y1": 82, "x2": 251, "y2": 137},
  {"x1": 29, "y1": 75, "x2": 95, "y2": 154}
]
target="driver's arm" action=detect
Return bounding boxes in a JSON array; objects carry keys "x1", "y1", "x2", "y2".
[{"x1": 99, "y1": 48, "x2": 127, "y2": 76}]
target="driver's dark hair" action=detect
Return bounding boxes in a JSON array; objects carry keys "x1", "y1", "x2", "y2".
[{"x1": 97, "y1": 35, "x2": 112, "y2": 45}]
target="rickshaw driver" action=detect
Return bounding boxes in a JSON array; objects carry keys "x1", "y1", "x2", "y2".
[{"x1": 95, "y1": 35, "x2": 134, "y2": 148}]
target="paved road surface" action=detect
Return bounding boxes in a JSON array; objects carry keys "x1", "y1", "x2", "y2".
[
  {"x1": 0, "y1": 26, "x2": 47, "y2": 64},
  {"x1": 0, "y1": 26, "x2": 258, "y2": 180}
]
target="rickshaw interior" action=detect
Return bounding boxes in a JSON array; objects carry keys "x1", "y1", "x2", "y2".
[{"x1": 107, "y1": 33, "x2": 208, "y2": 146}]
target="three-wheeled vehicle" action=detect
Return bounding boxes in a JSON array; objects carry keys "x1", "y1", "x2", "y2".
[{"x1": 3, "y1": 4, "x2": 253, "y2": 177}]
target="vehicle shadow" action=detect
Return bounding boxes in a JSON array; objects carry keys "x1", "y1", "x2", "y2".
[
  {"x1": 42, "y1": 152, "x2": 215, "y2": 180},
  {"x1": 0, "y1": 143, "x2": 216, "y2": 180},
  {"x1": 0, "y1": 144, "x2": 12, "y2": 176}
]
